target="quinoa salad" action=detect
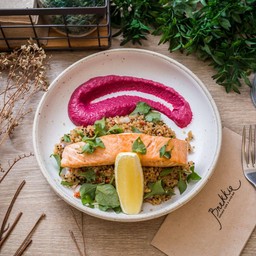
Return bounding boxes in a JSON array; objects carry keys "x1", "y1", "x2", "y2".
[{"x1": 52, "y1": 102, "x2": 200, "y2": 213}]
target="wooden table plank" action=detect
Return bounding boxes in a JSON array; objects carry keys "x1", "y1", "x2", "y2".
[{"x1": 0, "y1": 34, "x2": 255, "y2": 255}]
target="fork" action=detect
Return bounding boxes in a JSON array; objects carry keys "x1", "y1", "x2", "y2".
[
  {"x1": 242, "y1": 125, "x2": 256, "y2": 188},
  {"x1": 250, "y1": 74, "x2": 256, "y2": 107}
]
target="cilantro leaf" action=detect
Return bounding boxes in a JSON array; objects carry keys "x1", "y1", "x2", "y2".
[
  {"x1": 131, "y1": 102, "x2": 151, "y2": 115},
  {"x1": 63, "y1": 134, "x2": 71, "y2": 142},
  {"x1": 144, "y1": 180, "x2": 165, "y2": 199},
  {"x1": 159, "y1": 144, "x2": 171, "y2": 159},
  {"x1": 80, "y1": 142, "x2": 95, "y2": 154},
  {"x1": 94, "y1": 117, "x2": 107, "y2": 136},
  {"x1": 131, "y1": 127, "x2": 142, "y2": 133},
  {"x1": 61, "y1": 181, "x2": 74, "y2": 186},
  {"x1": 80, "y1": 137, "x2": 105, "y2": 154},
  {"x1": 159, "y1": 168, "x2": 173, "y2": 177},
  {"x1": 178, "y1": 172, "x2": 187, "y2": 195},
  {"x1": 132, "y1": 137, "x2": 147, "y2": 154},
  {"x1": 187, "y1": 165, "x2": 201, "y2": 182},
  {"x1": 50, "y1": 154, "x2": 62, "y2": 175},
  {"x1": 78, "y1": 168, "x2": 96, "y2": 182},
  {"x1": 107, "y1": 124, "x2": 124, "y2": 134},
  {"x1": 145, "y1": 111, "x2": 161, "y2": 123}
]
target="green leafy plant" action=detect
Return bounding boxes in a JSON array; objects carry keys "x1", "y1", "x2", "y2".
[
  {"x1": 111, "y1": 0, "x2": 256, "y2": 93},
  {"x1": 39, "y1": 0, "x2": 105, "y2": 35}
]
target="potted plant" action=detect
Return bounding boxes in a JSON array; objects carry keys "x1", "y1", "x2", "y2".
[{"x1": 38, "y1": 0, "x2": 105, "y2": 37}]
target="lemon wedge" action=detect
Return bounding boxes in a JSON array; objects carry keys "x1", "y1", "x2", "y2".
[{"x1": 114, "y1": 152, "x2": 144, "y2": 215}]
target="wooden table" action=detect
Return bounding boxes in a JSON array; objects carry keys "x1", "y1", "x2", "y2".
[{"x1": 0, "y1": 35, "x2": 255, "y2": 255}]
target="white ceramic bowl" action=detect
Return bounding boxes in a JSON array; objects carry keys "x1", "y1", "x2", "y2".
[{"x1": 33, "y1": 49, "x2": 222, "y2": 222}]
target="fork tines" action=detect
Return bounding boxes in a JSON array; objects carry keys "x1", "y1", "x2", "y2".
[
  {"x1": 242, "y1": 125, "x2": 256, "y2": 188},
  {"x1": 242, "y1": 125, "x2": 256, "y2": 167}
]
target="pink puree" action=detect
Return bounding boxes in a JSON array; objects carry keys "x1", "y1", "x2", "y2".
[{"x1": 68, "y1": 75, "x2": 192, "y2": 128}]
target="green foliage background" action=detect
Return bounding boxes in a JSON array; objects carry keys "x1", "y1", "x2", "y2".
[{"x1": 111, "y1": 0, "x2": 256, "y2": 93}]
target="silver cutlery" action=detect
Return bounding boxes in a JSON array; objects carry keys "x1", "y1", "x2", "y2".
[
  {"x1": 251, "y1": 74, "x2": 256, "y2": 107},
  {"x1": 241, "y1": 125, "x2": 256, "y2": 188}
]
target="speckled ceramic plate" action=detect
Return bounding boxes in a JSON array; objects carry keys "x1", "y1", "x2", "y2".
[{"x1": 33, "y1": 49, "x2": 222, "y2": 222}]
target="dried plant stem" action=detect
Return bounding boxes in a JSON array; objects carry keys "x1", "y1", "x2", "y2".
[
  {"x1": 69, "y1": 207, "x2": 87, "y2": 256},
  {"x1": 14, "y1": 213, "x2": 46, "y2": 256},
  {"x1": 69, "y1": 207, "x2": 82, "y2": 234},
  {"x1": 0, "y1": 41, "x2": 48, "y2": 148},
  {"x1": 0, "y1": 212, "x2": 23, "y2": 248},
  {"x1": 15, "y1": 239, "x2": 32, "y2": 256},
  {"x1": 0, "y1": 180, "x2": 26, "y2": 242},
  {"x1": 82, "y1": 214, "x2": 86, "y2": 256},
  {"x1": 69, "y1": 230, "x2": 84, "y2": 256},
  {"x1": 0, "y1": 153, "x2": 34, "y2": 184}
]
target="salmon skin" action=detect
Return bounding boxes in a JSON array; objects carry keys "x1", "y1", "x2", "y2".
[{"x1": 61, "y1": 133, "x2": 188, "y2": 168}]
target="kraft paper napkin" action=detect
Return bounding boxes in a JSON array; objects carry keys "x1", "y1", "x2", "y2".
[{"x1": 151, "y1": 127, "x2": 256, "y2": 256}]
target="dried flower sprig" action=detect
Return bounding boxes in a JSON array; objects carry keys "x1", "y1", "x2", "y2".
[
  {"x1": 0, "y1": 41, "x2": 48, "y2": 147},
  {"x1": 0, "y1": 180, "x2": 26, "y2": 249},
  {"x1": 14, "y1": 213, "x2": 46, "y2": 256},
  {"x1": 69, "y1": 207, "x2": 87, "y2": 256},
  {"x1": 0, "y1": 153, "x2": 34, "y2": 184}
]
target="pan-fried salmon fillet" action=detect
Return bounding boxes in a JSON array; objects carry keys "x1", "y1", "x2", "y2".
[{"x1": 61, "y1": 133, "x2": 188, "y2": 168}]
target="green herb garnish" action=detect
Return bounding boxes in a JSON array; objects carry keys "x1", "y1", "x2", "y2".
[
  {"x1": 159, "y1": 144, "x2": 172, "y2": 159},
  {"x1": 131, "y1": 126, "x2": 142, "y2": 133},
  {"x1": 107, "y1": 124, "x2": 124, "y2": 134},
  {"x1": 95, "y1": 184, "x2": 120, "y2": 210},
  {"x1": 131, "y1": 101, "x2": 151, "y2": 115},
  {"x1": 111, "y1": 0, "x2": 256, "y2": 92},
  {"x1": 61, "y1": 180, "x2": 74, "y2": 186},
  {"x1": 145, "y1": 111, "x2": 161, "y2": 122},
  {"x1": 78, "y1": 168, "x2": 96, "y2": 182},
  {"x1": 63, "y1": 134, "x2": 71, "y2": 142},
  {"x1": 132, "y1": 137, "x2": 147, "y2": 154},
  {"x1": 80, "y1": 137, "x2": 105, "y2": 154},
  {"x1": 144, "y1": 180, "x2": 174, "y2": 199},
  {"x1": 50, "y1": 153, "x2": 62, "y2": 175},
  {"x1": 80, "y1": 183, "x2": 97, "y2": 207},
  {"x1": 187, "y1": 165, "x2": 201, "y2": 182},
  {"x1": 178, "y1": 172, "x2": 187, "y2": 195},
  {"x1": 159, "y1": 168, "x2": 173, "y2": 177},
  {"x1": 94, "y1": 117, "x2": 107, "y2": 136},
  {"x1": 130, "y1": 102, "x2": 161, "y2": 123}
]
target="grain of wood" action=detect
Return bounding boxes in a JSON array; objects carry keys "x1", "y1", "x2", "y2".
[{"x1": 0, "y1": 35, "x2": 255, "y2": 255}]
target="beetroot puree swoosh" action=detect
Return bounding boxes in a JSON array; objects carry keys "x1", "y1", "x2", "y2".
[{"x1": 68, "y1": 75, "x2": 193, "y2": 128}]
